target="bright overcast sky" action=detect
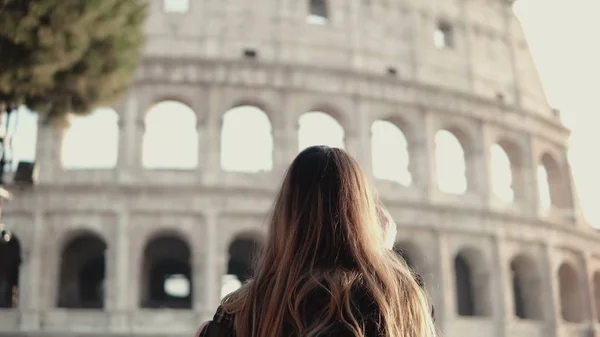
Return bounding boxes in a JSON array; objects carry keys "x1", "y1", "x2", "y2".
[
  {"x1": 9, "y1": 0, "x2": 600, "y2": 227},
  {"x1": 513, "y1": 0, "x2": 600, "y2": 227}
]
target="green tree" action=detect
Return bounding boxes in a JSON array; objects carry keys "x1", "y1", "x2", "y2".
[{"x1": 0, "y1": 0, "x2": 148, "y2": 125}]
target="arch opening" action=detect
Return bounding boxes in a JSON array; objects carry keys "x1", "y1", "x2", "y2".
[
  {"x1": 220, "y1": 105, "x2": 274, "y2": 173},
  {"x1": 435, "y1": 129, "x2": 468, "y2": 195},
  {"x1": 538, "y1": 153, "x2": 568, "y2": 210},
  {"x1": 142, "y1": 101, "x2": 199, "y2": 170},
  {"x1": 434, "y1": 21, "x2": 454, "y2": 49},
  {"x1": 491, "y1": 143, "x2": 515, "y2": 202},
  {"x1": 0, "y1": 234, "x2": 21, "y2": 308},
  {"x1": 224, "y1": 236, "x2": 262, "y2": 299},
  {"x1": 298, "y1": 112, "x2": 345, "y2": 151},
  {"x1": 510, "y1": 254, "x2": 543, "y2": 320},
  {"x1": 307, "y1": 0, "x2": 329, "y2": 24},
  {"x1": 371, "y1": 120, "x2": 412, "y2": 186},
  {"x1": 141, "y1": 235, "x2": 192, "y2": 309},
  {"x1": 61, "y1": 108, "x2": 119, "y2": 169},
  {"x1": 558, "y1": 262, "x2": 584, "y2": 323},
  {"x1": 57, "y1": 233, "x2": 106, "y2": 309},
  {"x1": 454, "y1": 248, "x2": 490, "y2": 317}
]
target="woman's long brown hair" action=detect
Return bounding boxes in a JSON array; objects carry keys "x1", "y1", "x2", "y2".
[{"x1": 223, "y1": 146, "x2": 437, "y2": 337}]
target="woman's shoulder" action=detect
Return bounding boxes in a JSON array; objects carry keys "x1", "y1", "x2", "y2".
[{"x1": 197, "y1": 306, "x2": 236, "y2": 337}]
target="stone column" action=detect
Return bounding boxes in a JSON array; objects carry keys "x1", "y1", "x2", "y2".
[
  {"x1": 353, "y1": 98, "x2": 372, "y2": 175},
  {"x1": 279, "y1": 92, "x2": 300, "y2": 168},
  {"x1": 522, "y1": 136, "x2": 540, "y2": 217},
  {"x1": 203, "y1": 211, "x2": 220, "y2": 316},
  {"x1": 18, "y1": 212, "x2": 43, "y2": 331},
  {"x1": 411, "y1": 111, "x2": 435, "y2": 199},
  {"x1": 201, "y1": 86, "x2": 222, "y2": 185},
  {"x1": 582, "y1": 253, "x2": 598, "y2": 331},
  {"x1": 109, "y1": 210, "x2": 131, "y2": 332},
  {"x1": 270, "y1": 93, "x2": 292, "y2": 178},
  {"x1": 436, "y1": 233, "x2": 454, "y2": 333},
  {"x1": 35, "y1": 121, "x2": 63, "y2": 184},
  {"x1": 541, "y1": 243, "x2": 559, "y2": 337},
  {"x1": 492, "y1": 236, "x2": 511, "y2": 336},
  {"x1": 427, "y1": 232, "x2": 446, "y2": 328},
  {"x1": 116, "y1": 91, "x2": 141, "y2": 183},
  {"x1": 469, "y1": 122, "x2": 490, "y2": 206}
]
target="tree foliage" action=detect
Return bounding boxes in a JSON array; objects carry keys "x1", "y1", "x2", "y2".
[{"x1": 0, "y1": 0, "x2": 147, "y2": 125}]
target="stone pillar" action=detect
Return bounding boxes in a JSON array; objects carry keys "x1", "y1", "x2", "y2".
[
  {"x1": 493, "y1": 237, "x2": 511, "y2": 336},
  {"x1": 523, "y1": 136, "x2": 540, "y2": 217},
  {"x1": 117, "y1": 91, "x2": 141, "y2": 183},
  {"x1": 270, "y1": 92, "x2": 293, "y2": 178},
  {"x1": 202, "y1": 86, "x2": 222, "y2": 184},
  {"x1": 411, "y1": 111, "x2": 435, "y2": 199},
  {"x1": 109, "y1": 211, "x2": 131, "y2": 332},
  {"x1": 353, "y1": 98, "x2": 372, "y2": 175},
  {"x1": 427, "y1": 232, "x2": 446, "y2": 328},
  {"x1": 582, "y1": 253, "x2": 597, "y2": 331},
  {"x1": 203, "y1": 211, "x2": 220, "y2": 316},
  {"x1": 469, "y1": 122, "x2": 490, "y2": 205},
  {"x1": 279, "y1": 92, "x2": 300, "y2": 169},
  {"x1": 35, "y1": 121, "x2": 63, "y2": 184},
  {"x1": 18, "y1": 212, "x2": 43, "y2": 331},
  {"x1": 541, "y1": 243, "x2": 559, "y2": 337},
  {"x1": 436, "y1": 233, "x2": 454, "y2": 333}
]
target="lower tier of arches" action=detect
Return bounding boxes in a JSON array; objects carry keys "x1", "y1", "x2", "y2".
[{"x1": 1, "y1": 187, "x2": 600, "y2": 337}]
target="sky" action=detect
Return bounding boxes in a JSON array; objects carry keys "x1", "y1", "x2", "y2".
[
  {"x1": 8, "y1": 0, "x2": 599, "y2": 229},
  {"x1": 512, "y1": 0, "x2": 600, "y2": 226}
]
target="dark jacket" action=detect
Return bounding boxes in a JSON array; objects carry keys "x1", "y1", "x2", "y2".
[{"x1": 200, "y1": 280, "x2": 434, "y2": 337}]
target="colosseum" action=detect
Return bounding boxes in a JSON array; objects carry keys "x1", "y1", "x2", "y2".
[{"x1": 0, "y1": 0, "x2": 598, "y2": 336}]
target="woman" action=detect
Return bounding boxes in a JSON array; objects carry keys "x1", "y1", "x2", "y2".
[{"x1": 198, "y1": 146, "x2": 436, "y2": 337}]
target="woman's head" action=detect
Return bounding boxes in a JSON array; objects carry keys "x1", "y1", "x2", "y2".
[
  {"x1": 224, "y1": 146, "x2": 436, "y2": 337},
  {"x1": 266, "y1": 145, "x2": 391, "y2": 270}
]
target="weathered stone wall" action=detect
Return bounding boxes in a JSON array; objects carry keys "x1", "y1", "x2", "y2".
[{"x1": 1, "y1": 1, "x2": 598, "y2": 337}]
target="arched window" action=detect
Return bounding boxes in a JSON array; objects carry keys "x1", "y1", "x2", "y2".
[
  {"x1": 538, "y1": 153, "x2": 567, "y2": 210},
  {"x1": 593, "y1": 272, "x2": 600, "y2": 323},
  {"x1": 307, "y1": 0, "x2": 328, "y2": 24},
  {"x1": 141, "y1": 235, "x2": 192, "y2": 309},
  {"x1": 298, "y1": 112, "x2": 345, "y2": 151},
  {"x1": 220, "y1": 105, "x2": 273, "y2": 173},
  {"x1": 224, "y1": 235, "x2": 262, "y2": 299},
  {"x1": 491, "y1": 144, "x2": 514, "y2": 202},
  {"x1": 510, "y1": 254, "x2": 543, "y2": 320},
  {"x1": 558, "y1": 262, "x2": 584, "y2": 323},
  {"x1": 0, "y1": 234, "x2": 20, "y2": 308},
  {"x1": 454, "y1": 248, "x2": 490, "y2": 317},
  {"x1": 434, "y1": 21, "x2": 454, "y2": 49},
  {"x1": 435, "y1": 130, "x2": 467, "y2": 194},
  {"x1": 371, "y1": 120, "x2": 412, "y2": 186},
  {"x1": 142, "y1": 101, "x2": 198, "y2": 170},
  {"x1": 61, "y1": 108, "x2": 119, "y2": 169},
  {"x1": 57, "y1": 233, "x2": 106, "y2": 309}
]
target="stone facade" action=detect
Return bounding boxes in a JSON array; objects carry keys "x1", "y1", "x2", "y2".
[{"x1": 1, "y1": 0, "x2": 599, "y2": 337}]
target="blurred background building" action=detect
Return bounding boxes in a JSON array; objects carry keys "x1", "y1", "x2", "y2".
[{"x1": 1, "y1": 0, "x2": 599, "y2": 337}]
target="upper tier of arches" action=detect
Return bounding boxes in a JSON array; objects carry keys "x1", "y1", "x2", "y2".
[{"x1": 55, "y1": 99, "x2": 574, "y2": 220}]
